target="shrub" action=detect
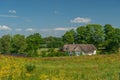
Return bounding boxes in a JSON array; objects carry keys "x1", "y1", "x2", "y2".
[
  {"x1": 25, "y1": 64, "x2": 36, "y2": 73},
  {"x1": 27, "y1": 50, "x2": 38, "y2": 57},
  {"x1": 46, "y1": 51, "x2": 66, "y2": 57},
  {"x1": 41, "y1": 51, "x2": 47, "y2": 57}
]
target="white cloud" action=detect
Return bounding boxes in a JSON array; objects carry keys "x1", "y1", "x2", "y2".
[
  {"x1": 39, "y1": 27, "x2": 76, "y2": 32},
  {"x1": 9, "y1": 10, "x2": 16, "y2": 14},
  {"x1": 15, "y1": 28, "x2": 22, "y2": 32},
  {"x1": 0, "y1": 14, "x2": 18, "y2": 18},
  {"x1": 0, "y1": 25, "x2": 12, "y2": 31},
  {"x1": 71, "y1": 17, "x2": 91, "y2": 23},
  {"x1": 54, "y1": 27, "x2": 76, "y2": 31},
  {"x1": 26, "y1": 28, "x2": 35, "y2": 32},
  {"x1": 40, "y1": 29, "x2": 52, "y2": 32},
  {"x1": 39, "y1": 28, "x2": 66, "y2": 37},
  {"x1": 38, "y1": 27, "x2": 76, "y2": 37}
]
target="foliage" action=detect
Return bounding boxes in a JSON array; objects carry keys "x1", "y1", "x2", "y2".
[
  {"x1": 62, "y1": 29, "x2": 75, "y2": 44},
  {"x1": 11, "y1": 34, "x2": 27, "y2": 54},
  {"x1": 26, "y1": 51, "x2": 38, "y2": 57},
  {"x1": 86, "y1": 24, "x2": 105, "y2": 47},
  {"x1": 41, "y1": 51, "x2": 47, "y2": 57},
  {"x1": 40, "y1": 48, "x2": 66, "y2": 57},
  {"x1": 63, "y1": 24, "x2": 120, "y2": 53},
  {"x1": 42, "y1": 36, "x2": 63, "y2": 48},
  {"x1": 76, "y1": 24, "x2": 105, "y2": 47},
  {"x1": 104, "y1": 24, "x2": 120, "y2": 53},
  {"x1": 25, "y1": 64, "x2": 36, "y2": 73},
  {"x1": 47, "y1": 51, "x2": 66, "y2": 57},
  {"x1": 0, "y1": 24, "x2": 119, "y2": 55},
  {"x1": 26, "y1": 33, "x2": 42, "y2": 55},
  {"x1": 76, "y1": 26, "x2": 87, "y2": 43},
  {"x1": 0, "y1": 34, "x2": 11, "y2": 54}
]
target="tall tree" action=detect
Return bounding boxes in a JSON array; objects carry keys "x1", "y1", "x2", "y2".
[
  {"x1": 42, "y1": 36, "x2": 63, "y2": 48},
  {"x1": 11, "y1": 34, "x2": 27, "y2": 54},
  {"x1": 104, "y1": 24, "x2": 120, "y2": 53},
  {"x1": 86, "y1": 24, "x2": 104, "y2": 47},
  {"x1": 76, "y1": 24, "x2": 104, "y2": 47},
  {"x1": 76, "y1": 26, "x2": 87, "y2": 43},
  {"x1": 26, "y1": 33, "x2": 42, "y2": 54},
  {"x1": 104, "y1": 24, "x2": 114, "y2": 40},
  {"x1": 62, "y1": 29, "x2": 75, "y2": 44},
  {"x1": 0, "y1": 34, "x2": 11, "y2": 54}
]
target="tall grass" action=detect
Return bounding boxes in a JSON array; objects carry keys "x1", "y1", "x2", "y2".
[{"x1": 0, "y1": 54, "x2": 120, "y2": 80}]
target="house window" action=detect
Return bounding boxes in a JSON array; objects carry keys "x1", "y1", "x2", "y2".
[{"x1": 75, "y1": 51, "x2": 80, "y2": 56}]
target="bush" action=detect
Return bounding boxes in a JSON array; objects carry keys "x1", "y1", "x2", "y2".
[
  {"x1": 41, "y1": 51, "x2": 47, "y2": 57},
  {"x1": 45, "y1": 51, "x2": 66, "y2": 57},
  {"x1": 40, "y1": 48, "x2": 67, "y2": 57},
  {"x1": 25, "y1": 64, "x2": 36, "y2": 73},
  {"x1": 26, "y1": 50, "x2": 38, "y2": 57}
]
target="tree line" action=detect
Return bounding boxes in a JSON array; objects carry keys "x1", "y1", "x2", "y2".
[
  {"x1": 63, "y1": 24, "x2": 120, "y2": 53},
  {"x1": 0, "y1": 33, "x2": 64, "y2": 56},
  {"x1": 0, "y1": 33, "x2": 42, "y2": 56},
  {"x1": 0, "y1": 24, "x2": 120, "y2": 56}
]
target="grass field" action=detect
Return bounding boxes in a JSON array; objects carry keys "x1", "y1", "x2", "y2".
[{"x1": 0, "y1": 54, "x2": 120, "y2": 80}]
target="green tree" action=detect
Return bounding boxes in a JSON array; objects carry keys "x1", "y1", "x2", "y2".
[
  {"x1": 104, "y1": 24, "x2": 120, "y2": 53},
  {"x1": 104, "y1": 24, "x2": 114, "y2": 40},
  {"x1": 26, "y1": 33, "x2": 42, "y2": 55},
  {"x1": 86, "y1": 24, "x2": 104, "y2": 47},
  {"x1": 11, "y1": 34, "x2": 27, "y2": 54},
  {"x1": 62, "y1": 29, "x2": 75, "y2": 44},
  {"x1": 0, "y1": 34, "x2": 11, "y2": 54},
  {"x1": 76, "y1": 24, "x2": 104, "y2": 47},
  {"x1": 42, "y1": 36, "x2": 63, "y2": 48},
  {"x1": 76, "y1": 26, "x2": 87, "y2": 43}
]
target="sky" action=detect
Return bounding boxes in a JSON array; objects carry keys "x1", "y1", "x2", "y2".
[{"x1": 0, "y1": 0, "x2": 120, "y2": 37}]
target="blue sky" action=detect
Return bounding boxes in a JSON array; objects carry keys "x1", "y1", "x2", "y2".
[{"x1": 0, "y1": 0, "x2": 120, "y2": 37}]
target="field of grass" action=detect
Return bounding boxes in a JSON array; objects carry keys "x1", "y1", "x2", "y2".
[{"x1": 0, "y1": 54, "x2": 120, "y2": 80}]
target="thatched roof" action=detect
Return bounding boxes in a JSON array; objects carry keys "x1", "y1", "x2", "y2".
[{"x1": 62, "y1": 44, "x2": 96, "y2": 53}]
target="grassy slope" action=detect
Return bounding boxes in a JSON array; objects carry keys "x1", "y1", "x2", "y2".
[{"x1": 0, "y1": 54, "x2": 120, "y2": 80}]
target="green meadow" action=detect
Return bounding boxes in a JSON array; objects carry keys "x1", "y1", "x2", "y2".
[{"x1": 0, "y1": 54, "x2": 120, "y2": 80}]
